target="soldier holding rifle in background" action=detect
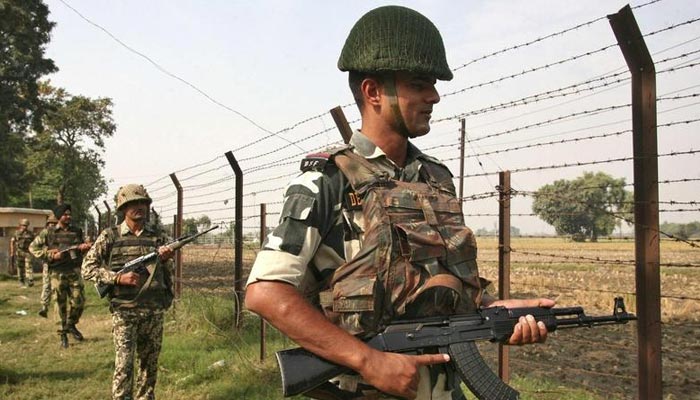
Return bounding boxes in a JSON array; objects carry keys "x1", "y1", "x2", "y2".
[
  {"x1": 82, "y1": 184, "x2": 174, "y2": 400},
  {"x1": 29, "y1": 204, "x2": 91, "y2": 348},
  {"x1": 10, "y1": 218, "x2": 35, "y2": 288},
  {"x1": 245, "y1": 5, "x2": 554, "y2": 400},
  {"x1": 38, "y1": 213, "x2": 58, "y2": 317}
]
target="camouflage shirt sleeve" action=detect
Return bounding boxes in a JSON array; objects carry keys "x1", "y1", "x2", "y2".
[
  {"x1": 81, "y1": 228, "x2": 116, "y2": 285},
  {"x1": 28, "y1": 229, "x2": 49, "y2": 261},
  {"x1": 246, "y1": 165, "x2": 347, "y2": 292}
]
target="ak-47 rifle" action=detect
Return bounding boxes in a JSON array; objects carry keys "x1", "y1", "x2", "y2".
[
  {"x1": 276, "y1": 297, "x2": 637, "y2": 400},
  {"x1": 95, "y1": 225, "x2": 218, "y2": 298}
]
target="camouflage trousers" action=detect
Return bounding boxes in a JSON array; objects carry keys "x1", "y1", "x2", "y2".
[
  {"x1": 50, "y1": 268, "x2": 85, "y2": 328},
  {"x1": 15, "y1": 250, "x2": 34, "y2": 284},
  {"x1": 41, "y1": 263, "x2": 52, "y2": 308},
  {"x1": 111, "y1": 308, "x2": 165, "y2": 400}
]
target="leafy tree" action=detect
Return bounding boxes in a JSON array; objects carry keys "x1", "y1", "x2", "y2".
[
  {"x1": 0, "y1": 0, "x2": 57, "y2": 204},
  {"x1": 660, "y1": 221, "x2": 700, "y2": 239},
  {"x1": 195, "y1": 215, "x2": 211, "y2": 232},
  {"x1": 182, "y1": 218, "x2": 199, "y2": 236},
  {"x1": 532, "y1": 172, "x2": 632, "y2": 241},
  {"x1": 21, "y1": 83, "x2": 115, "y2": 225}
]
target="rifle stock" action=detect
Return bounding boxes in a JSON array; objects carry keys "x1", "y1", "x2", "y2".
[{"x1": 275, "y1": 297, "x2": 636, "y2": 399}]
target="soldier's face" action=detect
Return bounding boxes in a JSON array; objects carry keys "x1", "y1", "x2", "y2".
[
  {"x1": 18, "y1": 224, "x2": 27, "y2": 232},
  {"x1": 124, "y1": 201, "x2": 148, "y2": 222},
  {"x1": 59, "y1": 211, "x2": 71, "y2": 225},
  {"x1": 392, "y1": 71, "x2": 440, "y2": 137}
]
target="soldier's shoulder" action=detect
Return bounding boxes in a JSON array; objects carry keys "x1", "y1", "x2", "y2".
[
  {"x1": 300, "y1": 145, "x2": 352, "y2": 173},
  {"x1": 418, "y1": 153, "x2": 453, "y2": 178}
]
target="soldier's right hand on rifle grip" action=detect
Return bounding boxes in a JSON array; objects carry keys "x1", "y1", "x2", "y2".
[
  {"x1": 49, "y1": 249, "x2": 61, "y2": 261},
  {"x1": 116, "y1": 271, "x2": 140, "y2": 287}
]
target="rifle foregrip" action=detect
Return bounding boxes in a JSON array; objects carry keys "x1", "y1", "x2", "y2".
[
  {"x1": 275, "y1": 347, "x2": 351, "y2": 397},
  {"x1": 449, "y1": 342, "x2": 520, "y2": 400}
]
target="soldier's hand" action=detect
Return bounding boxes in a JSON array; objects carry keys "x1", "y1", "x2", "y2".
[
  {"x1": 78, "y1": 243, "x2": 91, "y2": 252},
  {"x1": 157, "y1": 246, "x2": 174, "y2": 261},
  {"x1": 116, "y1": 271, "x2": 140, "y2": 287},
  {"x1": 488, "y1": 298, "x2": 555, "y2": 345},
  {"x1": 358, "y1": 349, "x2": 450, "y2": 399},
  {"x1": 48, "y1": 249, "x2": 62, "y2": 261}
]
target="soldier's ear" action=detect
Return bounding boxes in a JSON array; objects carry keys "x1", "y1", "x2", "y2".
[{"x1": 361, "y1": 77, "x2": 383, "y2": 107}]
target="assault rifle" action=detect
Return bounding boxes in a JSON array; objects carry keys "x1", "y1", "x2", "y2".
[
  {"x1": 276, "y1": 297, "x2": 636, "y2": 400},
  {"x1": 95, "y1": 225, "x2": 218, "y2": 298}
]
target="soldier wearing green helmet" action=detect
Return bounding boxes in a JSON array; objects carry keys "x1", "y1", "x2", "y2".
[
  {"x1": 82, "y1": 183, "x2": 175, "y2": 400},
  {"x1": 246, "y1": 6, "x2": 554, "y2": 400}
]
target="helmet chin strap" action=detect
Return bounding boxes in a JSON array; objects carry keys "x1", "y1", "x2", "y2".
[{"x1": 383, "y1": 75, "x2": 414, "y2": 138}]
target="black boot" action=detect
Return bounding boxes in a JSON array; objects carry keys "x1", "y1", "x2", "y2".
[
  {"x1": 38, "y1": 306, "x2": 48, "y2": 318},
  {"x1": 60, "y1": 332, "x2": 68, "y2": 348},
  {"x1": 67, "y1": 324, "x2": 83, "y2": 341}
]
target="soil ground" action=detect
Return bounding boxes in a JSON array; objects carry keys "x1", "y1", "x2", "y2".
[{"x1": 180, "y1": 238, "x2": 700, "y2": 399}]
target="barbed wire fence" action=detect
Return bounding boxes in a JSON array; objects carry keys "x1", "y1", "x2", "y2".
[{"x1": 90, "y1": 1, "x2": 698, "y2": 398}]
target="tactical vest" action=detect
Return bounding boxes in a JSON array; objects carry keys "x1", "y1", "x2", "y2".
[
  {"x1": 47, "y1": 227, "x2": 82, "y2": 271},
  {"x1": 14, "y1": 230, "x2": 34, "y2": 251},
  {"x1": 107, "y1": 227, "x2": 173, "y2": 307},
  {"x1": 317, "y1": 148, "x2": 487, "y2": 336}
]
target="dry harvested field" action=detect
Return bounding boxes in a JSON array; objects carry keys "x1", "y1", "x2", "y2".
[{"x1": 179, "y1": 238, "x2": 699, "y2": 399}]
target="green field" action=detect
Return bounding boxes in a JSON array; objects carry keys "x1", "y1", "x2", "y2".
[{"x1": 2, "y1": 237, "x2": 697, "y2": 399}]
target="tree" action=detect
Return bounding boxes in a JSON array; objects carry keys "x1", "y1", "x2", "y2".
[
  {"x1": 532, "y1": 172, "x2": 632, "y2": 241},
  {"x1": 195, "y1": 215, "x2": 211, "y2": 232},
  {"x1": 0, "y1": 0, "x2": 57, "y2": 204},
  {"x1": 22, "y1": 83, "x2": 115, "y2": 224}
]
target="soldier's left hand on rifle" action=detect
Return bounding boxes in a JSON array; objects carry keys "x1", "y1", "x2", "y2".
[
  {"x1": 115, "y1": 245, "x2": 174, "y2": 288},
  {"x1": 483, "y1": 297, "x2": 556, "y2": 344}
]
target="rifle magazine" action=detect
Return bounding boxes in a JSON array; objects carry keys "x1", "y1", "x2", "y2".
[{"x1": 449, "y1": 342, "x2": 519, "y2": 400}]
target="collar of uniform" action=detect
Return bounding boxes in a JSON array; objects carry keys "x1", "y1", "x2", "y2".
[
  {"x1": 349, "y1": 130, "x2": 423, "y2": 165},
  {"x1": 119, "y1": 221, "x2": 152, "y2": 237}
]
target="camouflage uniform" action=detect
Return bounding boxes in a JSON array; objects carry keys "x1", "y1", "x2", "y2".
[
  {"x1": 39, "y1": 217, "x2": 58, "y2": 317},
  {"x1": 247, "y1": 131, "x2": 459, "y2": 399},
  {"x1": 12, "y1": 226, "x2": 35, "y2": 286},
  {"x1": 82, "y1": 221, "x2": 173, "y2": 400},
  {"x1": 29, "y1": 224, "x2": 86, "y2": 335}
]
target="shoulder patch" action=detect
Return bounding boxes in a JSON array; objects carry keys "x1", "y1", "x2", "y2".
[{"x1": 300, "y1": 145, "x2": 353, "y2": 172}]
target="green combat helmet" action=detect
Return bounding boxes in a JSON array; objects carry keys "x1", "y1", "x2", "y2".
[
  {"x1": 338, "y1": 5, "x2": 453, "y2": 81},
  {"x1": 116, "y1": 184, "x2": 152, "y2": 211},
  {"x1": 19, "y1": 218, "x2": 30, "y2": 226}
]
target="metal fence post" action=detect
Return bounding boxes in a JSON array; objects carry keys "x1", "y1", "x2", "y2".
[
  {"x1": 259, "y1": 203, "x2": 267, "y2": 361},
  {"x1": 103, "y1": 200, "x2": 111, "y2": 228},
  {"x1": 459, "y1": 119, "x2": 466, "y2": 202},
  {"x1": 609, "y1": 5, "x2": 661, "y2": 399},
  {"x1": 498, "y1": 171, "x2": 512, "y2": 382},
  {"x1": 169, "y1": 173, "x2": 183, "y2": 298},
  {"x1": 93, "y1": 203, "x2": 102, "y2": 231},
  {"x1": 330, "y1": 106, "x2": 353, "y2": 144},
  {"x1": 224, "y1": 151, "x2": 244, "y2": 328}
]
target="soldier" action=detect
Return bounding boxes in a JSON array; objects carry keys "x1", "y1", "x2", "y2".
[
  {"x1": 10, "y1": 218, "x2": 35, "y2": 287},
  {"x1": 38, "y1": 213, "x2": 58, "y2": 318},
  {"x1": 245, "y1": 6, "x2": 555, "y2": 399},
  {"x1": 82, "y1": 184, "x2": 174, "y2": 400},
  {"x1": 29, "y1": 204, "x2": 91, "y2": 348}
]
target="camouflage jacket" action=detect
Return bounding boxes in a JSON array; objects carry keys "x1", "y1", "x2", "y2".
[
  {"x1": 246, "y1": 131, "x2": 456, "y2": 303},
  {"x1": 12, "y1": 229, "x2": 35, "y2": 252},
  {"x1": 29, "y1": 224, "x2": 85, "y2": 268},
  {"x1": 82, "y1": 221, "x2": 174, "y2": 309}
]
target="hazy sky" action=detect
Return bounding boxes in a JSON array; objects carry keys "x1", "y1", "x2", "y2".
[{"x1": 43, "y1": 0, "x2": 700, "y2": 234}]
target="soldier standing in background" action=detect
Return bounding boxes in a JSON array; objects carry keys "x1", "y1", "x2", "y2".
[
  {"x1": 10, "y1": 218, "x2": 35, "y2": 287},
  {"x1": 82, "y1": 184, "x2": 174, "y2": 400},
  {"x1": 29, "y1": 204, "x2": 91, "y2": 348},
  {"x1": 38, "y1": 213, "x2": 59, "y2": 318}
]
